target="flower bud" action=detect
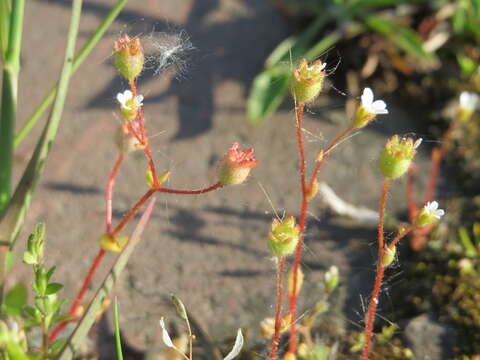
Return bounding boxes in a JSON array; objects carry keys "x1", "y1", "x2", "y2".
[
  {"x1": 286, "y1": 266, "x2": 304, "y2": 297},
  {"x1": 113, "y1": 34, "x2": 144, "y2": 81},
  {"x1": 379, "y1": 136, "x2": 421, "y2": 179},
  {"x1": 259, "y1": 317, "x2": 275, "y2": 339},
  {"x1": 382, "y1": 246, "x2": 396, "y2": 267},
  {"x1": 171, "y1": 295, "x2": 188, "y2": 320},
  {"x1": 324, "y1": 265, "x2": 339, "y2": 293},
  {"x1": 291, "y1": 59, "x2": 326, "y2": 103},
  {"x1": 268, "y1": 216, "x2": 300, "y2": 257},
  {"x1": 415, "y1": 201, "x2": 445, "y2": 227},
  {"x1": 217, "y1": 143, "x2": 258, "y2": 186},
  {"x1": 115, "y1": 124, "x2": 144, "y2": 155},
  {"x1": 99, "y1": 233, "x2": 129, "y2": 253},
  {"x1": 306, "y1": 180, "x2": 319, "y2": 201},
  {"x1": 259, "y1": 314, "x2": 291, "y2": 339}
]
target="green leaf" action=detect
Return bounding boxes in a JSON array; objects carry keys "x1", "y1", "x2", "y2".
[
  {"x1": 45, "y1": 283, "x2": 63, "y2": 295},
  {"x1": 23, "y1": 305, "x2": 38, "y2": 319},
  {"x1": 55, "y1": 198, "x2": 157, "y2": 360},
  {"x1": 458, "y1": 227, "x2": 478, "y2": 258},
  {"x1": 22, "y1": 252, "x2": 35, "y2": 265},
  {"x1": 246, "y1": 66, "x2": 291, "y2": 125},
  {"x1": 457, "y1": 54, "x2": 478, "y2": 76},
  {"x1": 46, "y1": 266, "x2": 56, "y2": 282},
  {"x1": 114, "y1": 298, "x2": 124, "y2": 360},
  {"x1": 4, "y1": 282, "x2": 27, "y2": 315},
  {"x1": 265, "y1": 14, "x2": 328, "y2": 67},
  {"x1": 363, "y1": 14, "x2": 434, "y2": 60},
  {"x1": 6, "y1": 341, "x2": 29, "y2": 360}
]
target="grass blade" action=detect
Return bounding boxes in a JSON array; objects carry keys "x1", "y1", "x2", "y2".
[
  {"x1": 114, "y1": 298, "x2": 124, "y2": 360},
  {"x1": 55, "y1": 198, "x2": 156, "y2": 360},
  {"x1": 14, "y1": 0, "x2": 128, "y2": 148},
  {"x1": 0, "y1": 0, "x2": 11, "y2": 61},
  {"x1": 0, "y1": 0, "x2": 25, "y2": 215},
  {"x1": 0, "y1": 0, "x2": 83, "y2": 300}
]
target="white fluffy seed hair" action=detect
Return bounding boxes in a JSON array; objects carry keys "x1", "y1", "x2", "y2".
[{"x1": 142, "y1": 29, "x2": 195, "y2": 77}]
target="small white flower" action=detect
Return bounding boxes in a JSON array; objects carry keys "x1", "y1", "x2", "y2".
[
  {"x1": 423, "y1": 201, "x2": 445, "y2": 220},
  {"x1": 361, "y1": 88, "x2": 388, "y2": 115},
  {"x1": 459, "y1": 91, "x2": 479, "y2": 112},
  {"x1": 116, "y1": 90, "x2": 144, "y2": 110}
]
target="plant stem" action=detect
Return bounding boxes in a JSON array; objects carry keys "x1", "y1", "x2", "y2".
[
  {"x1": 48, "y1": 249, "x2": 106, "y2": 343},
  {"x1": 269, "y1": 256, "x2": 285, "y2": 360},
  {"x1": 0, "y1": 0, "x2": 82, "y2": 304},
  {"x1": 157, "y1": 183, "x2": 222, "y2": 195},
  {"x1": 0, "y1": 0, "x2": 24, "y2": 216},
  {"x1": 361, "y1": 178, "x2": 390, "y2": 360},
  {"x1": 387, "y1": 226, "x2": 414, "y2": 251},
  {"x1": 288, "y1": 103, "x2": 306, "y2": 355},
  {"x1": 14, "y1": 0, "x2": 128, "y2": 148},
  {"x1": 111, "y1": 189, "x2": 155, "y2": 238},
  {"x1": 106, "y1": 154, "x2": 124, "y2": 233}
]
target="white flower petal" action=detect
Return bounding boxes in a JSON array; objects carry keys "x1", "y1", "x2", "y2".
[
  {"x1": 434, "y1": 209, "x2": 445, "y2": 219},
  {"x1": 361, "y1": 88, "x2": 374, "y2": 107},
  {"x1": 372, "y1": 100, "x2": 388, "y2": 114},
  {"x1": 159, "y1": 318, "x2": 175, "y2": 348},
  {"x1": 224, "y1": 329, "x2": 244, "y2": 360},
  {"x1": 430, "y1": 201, "x2": 439, "y2": 210}
]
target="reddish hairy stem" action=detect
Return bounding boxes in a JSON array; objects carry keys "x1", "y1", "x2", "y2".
[
  {"x1": 111, "y1": 189, "x2": 155, "y2": 238},
  {"x1": 288, "y1": 103, "x2": 307, "y2": 355},
  {"x1": 288, "y1": 197, "x2": 307, "y2": 354},
  {"x1": 111, "y1": 183, "x2": 220, "y2": 238},
  {"x1": 269, "y1": 256, "x2": 286, "y2": 360},
  {"x1": 387, "y1": 226, "x2": 414, "y2": 251},
  {"x1": 296, "y1": 104, "x2": 307, "y2": 192},
  {"x1": 106, "y1": 154, "x2": 124, "y2": 233},
  {"x1": 48, "y1": 249, "x2": 106, "y2": 343},
  {"x1": 308, "y1": 126, "x2": 354, "y2": 190},
  {"x1": 157, "y1": 182, "x2": 221, "y2": 195},
  {"x1": 361, "y1": 178, "x2": 390, "y2": 360}
]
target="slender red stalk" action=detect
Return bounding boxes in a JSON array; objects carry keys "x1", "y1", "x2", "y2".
[
  {"x1": 106, "y1": 154, "x2": 124, "y2": 233},
  {"x1": 361, "y1": 178, "x2": 390, "y2": 360},
  {"x1": 296, "y1": 104, "x2": 307, "y2": 192},
  {"x1": 48, "y1": 249, "x2": 106, "y2": 342},
  {"x1": 288, "y1": 103, "x2": 307, "y2": 354},
  {"x1": 111, "y1": 189, "x2": 155, "y2": 238},
  {"x1": 269, "y1": 256, "x2": 286, "y2": 360},
  {"x1": 157, "y1": 182, "x2": 221, "y2": 195},
  {"x1": 288, "y1": 104, "x2": 354, "y2": 355},
  {"x1": 308, "y1": 126, "x2": 354, "y2": 190},
  {"x1": 387, "y1": 226, "x2": 414, "y2": 251}
]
